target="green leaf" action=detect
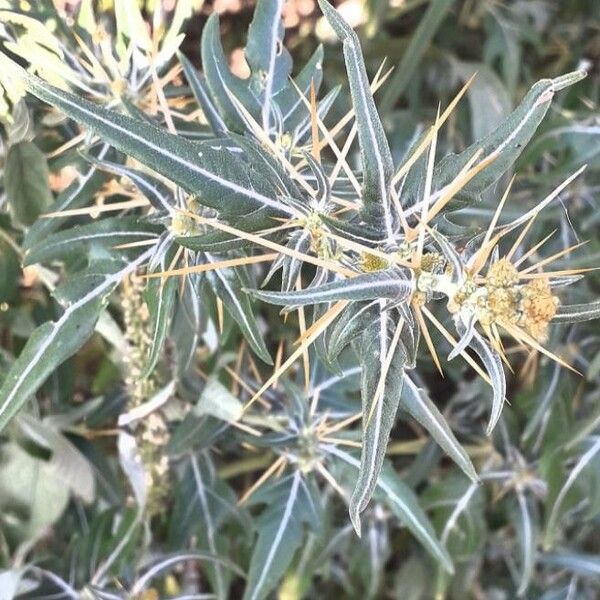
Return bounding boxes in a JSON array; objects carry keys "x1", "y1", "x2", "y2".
[
  {"x1": 179, "y1": 51, "x2": 228, "y2": 136},
  {"x1": 400, "y1": 375, "x2": 478, "y2": 483},
  {"x1": 318, "y1": 0, "x2": 394, "y2": 233},
  {"x1": 349, "y1": 310, "x2": 406, "y2": 533},
  {"x1": 0, "y1": 442, "x2": 70, "y2": 540},
  {"x1": 328, "y1": 446, "x2": 453, "y2": 573},
  {"x1": 544, "y1": 437, "x2": 600, "y2": 549},
  {"x1": 201, "y1": 14, "x2": 261, "y2": 133},
  {"x1": 250, "y1": 271, "x2": 412, "y2": 307},
  {"x1": 205, "y1": 256, "x2": 272, "y2": 364},
  {"x1": 553, "y1": 300, "x2": 600, "y2": 324},
  {"x1": 144, "y1": 275, "x2": 178, "y2": 377},
  {"x1": 461, "y1": 326, "x2": 506, "y2": 435},
  {"x1": 429, "y1": 70, "x2": 587, "y2": 201},
  {"x1": 24, "y1": 216, "x2": 160, "y2": 266},
  {"x1": 326, "y1": 300, "x2": 379, "y2": 361},
  {"x1": 24, "y1": 145, "x2": 110, "y2": 247},
  {"x1": 276, "y1": 45, "x2": 324, "y2": 131},
  {"x1": 514, "y1": 490, "x2": 538, "y2": 596},
  {"x1": 17, "y1": 413, "x2": 96, "y2": 503},
  {"x1": 243, "y1": 472, "x2": 320, "y2": 600},
  {"x1": 19, "y1": 69, "x2": 293, "y2": 219},
  {"x1": 541, "y1": 552, "x2": 600, "y2": 578},
  {"x1": 245, "y1": 0, "x2": 292, "y2": 130},
  {"x1": 83, "y1": 155, "x2": 176, "y2": 214},
  {"x1": 195, "y1": 378, "x2": 243, "y2": 423},
  {"x1": 4, "y1": 140, "x2": 53, "y2": 226},
  {"x1": 0, "y1": 248, "x2": 154, "y2": 432}
]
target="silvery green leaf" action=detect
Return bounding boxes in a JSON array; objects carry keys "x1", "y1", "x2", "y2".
[
  {"x1": 428, "y1": 227, "x2": 464, "y2": 285},
  {"x1": 349, "y1": 310, "x2": 406, "y2": 534},
  {"x1": 176, "y1": 208, "x2": 279, "y2": 253},
  {"x1": 24, "y1": 144, "x2": 111, "y2": 247},
  {"x1": 83, "y1": 155, "x2": 176, "y2": 214},
  {"x1": 514, "y1": 489, "x2": 538, "y2": 596},
  {"x1": 195, "y1": 378, "x2": 243, "y2": 423},
  {"x1": 429, "y1": 70, "x2": 587, "y2": 200},
  {"x1": 245, "y1": 0, "x2": 292, "y2": 130},
  {"x1": 20, "y1": 70, "x2": 292, "y2": 219},
  {"x1": 205, "y1": 257, "x2": 272, "y2": 364},
  {"x1": 541, "y1": 552, "x2": 600, "y2": 577},
  {"x1": 553, "y1": 300, "x2": 600, "y2": 324},
  {"x1": 0, "y1": 247, "x2": 154, "y2": 432},
  {"x1": 201, "y1": 14, "x2": 261, "y2": 133},
  {"x1": 143, "y1": 275, "x2": 178, "y2": 377},
  {"x1": 17, "y1": 414, "x2": 96, "y2": 503},
  {"x1": 243, "y1": 472, "x2": 321, "y2": 600},
  {"x1": 448, "y1": 314, "x2": 476, "y2": 360},
  {"x1": 261, "y1": 230, "x2": 311, "y2": 292},
  {"x1": 294, "y1": 84, "x2": 341, "y2": 145},
  {"x1": 320, "y1": 214, "x2": 386, "y2": 244},
  {"x1": 318, "y1": 0, "x2": 394, "y2": 232},
  {"x1": 400, "y1": 375, "x2": 478, "y2": 483},
  {"x1": 303, "y1": 151, "x2": 330, "y2": 206},
  {"x1": 231, "y1": 134, "x2": 301, "y2": 198},
  {"x1": 544, "y1": 436, "x2": 600, "y2": 549},
  {"x1": 117, "y1": 432, "x2": 147, "y2": 509},
  {"x1": 250, "y1": 270, "x2": 412, "y2": 307},
  {"x1": 277, "y1": 45, "x2": 324, "y2": 131},
  {"x1": 179, "y1": 51, "x2": 228, "y2": 136},
  {"x1": 462, "y1": 326, "x2": 506, "y2": 435},
  {"x1": 328, "y1": 446, "x2": 453, "y2": 573},
  {"x1": 327, "y1": 300, "x2": 379, "y2": 361},
  {"x1": 24, "y1": 216, "x2": 160, "y2": 266},
  {"x1": 0, "y1": 442, "x2": 71, "y2": 539}
]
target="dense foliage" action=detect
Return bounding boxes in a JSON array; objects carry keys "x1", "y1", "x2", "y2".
[{"x1": 1, "y1": 1, "x2": 599, "y2": 598}]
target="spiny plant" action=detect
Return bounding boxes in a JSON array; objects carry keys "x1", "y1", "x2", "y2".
[{"x1": 1, "y1": 0, "x2": 600, "y2": 598}]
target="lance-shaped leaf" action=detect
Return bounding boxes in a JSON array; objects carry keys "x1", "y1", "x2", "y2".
[
  {"x1": 179, "y1": 51, "x2": 228, "y2": 137},
  {"x1": 448, "y1": 314, "x2": 476, "y2": 360},
  {"x1": 541, "y1": 553, "x2": 600, "y2": 578},
  {"x1": 514, "y1": 489, "x2": 538, "y2": 597},
  {"x1": 327, "y1": 446, "x2": 453, "y2": 573},
  {"x1": 326, "y1": 300, "x2": 380, "y2": 361},
  {"x1": 318, "y1": 0, "x2": 394, "y2": 232},
  {"x1": 400, "y1": 375, "x2": 478, "y2": 482},
  {"x1": 553, "y1": 300, "x2": 600, "y2": 324},
  {"x1": 245, "y1": 0, "x2": 292, "y2": 130},
  {"x1": 201, "y1": 13, "x2": 261, "y2": 133},
  {"x1": 0, "y1": 247, "x2": 155, "y2": 432},
  {"x1": 24, "y1": 144, "x2": 111, "y2": 247},
  {"x1": 349, "y1": 310, "x2": 406, "y2": 533},
  {"x1": 250, "y1": 270, "x2": 412, "y2": 307},
  {"x1": 231, "y1": 134, "x2": 301, "y2": 199},
  {"x1": 462, "y1": 325, "x2": 506, "y2": 435},
  {"x1": 205, "y1": 256, "x2": 272, "y2": 364},
  {"x1": 83, "y1": 155, "x2": 176, "y2": 214},
  {"x1": 144, "y1": 275, "x2": 178, "y2": 377},
  {"x1": 17, "y1": 68, "x2": 293, "y2": 219},
  {"x1": 243, "y1": 471, "x2": 321, "y2": 600},
  {"x1": 261, "y1": 230, "x2": 311, "y2": 292},
  {"x1": 428, "y1": 70, "x2": 587, "y2": 200},
  {"x1": 24, "y1": 216, "x2": 160, "y2": 266},
  {"x1": 277, "y1": 45, "x2": 324, "y2": 131}
]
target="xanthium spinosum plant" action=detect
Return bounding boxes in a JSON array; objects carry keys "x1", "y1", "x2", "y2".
[{"x1": 1, "y1": 0, "x2": 600, "y2": 597}]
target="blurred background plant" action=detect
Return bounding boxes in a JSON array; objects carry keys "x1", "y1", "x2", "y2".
[{"x1": 0, "y1": 1, "x2": 599, "y2": 599}]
